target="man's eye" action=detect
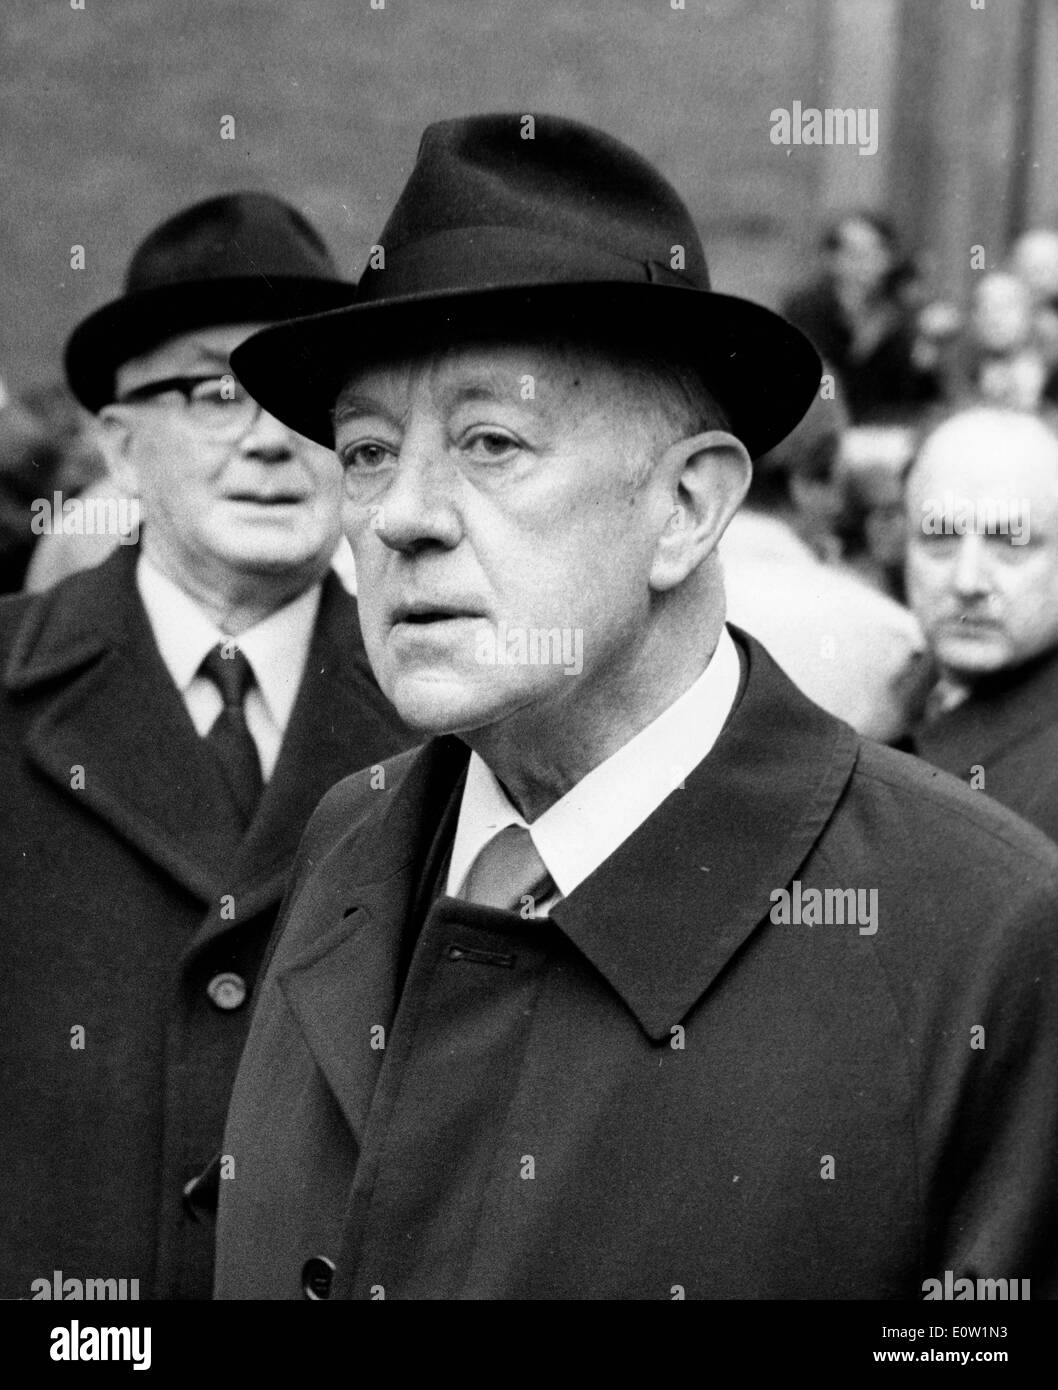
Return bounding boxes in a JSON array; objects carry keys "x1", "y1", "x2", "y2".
[
  {"x1": 340, "y1": 442, "x2": 393, "y2": 470},
  {"x1": 463, "y1": 430, "x2": 519, "y2": 461},
  {"x1": 991, "y1": 532, "x2": 1034, "y2": 556},
  {"x1": 918, "y1": 535, "x2": 959, "y2": 553}
]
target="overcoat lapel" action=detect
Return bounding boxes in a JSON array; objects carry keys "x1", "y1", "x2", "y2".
[
  {"x1": 5, "y1": 546, "x2": 243, "y2": 899},
  {"x1": 550, "y1": 633, "x2": 860, "y2": 1038},
  {"x1": 5, "y1": 552, "x2": 400, "y2": 917},
  {"x1": 192, "y1": 573, "x2": 407, "y2": 939},
  {"x1": 276, "y1": 738, "x2": 467, "y2": 1143}
]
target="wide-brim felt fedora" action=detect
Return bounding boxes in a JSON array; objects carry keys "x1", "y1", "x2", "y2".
[
  {"x1": 231, "y1": 114, "x2": 822, "y2": 460},
  {"x1": 65, "y1": 191, "x2": 357, "y2": 411}
]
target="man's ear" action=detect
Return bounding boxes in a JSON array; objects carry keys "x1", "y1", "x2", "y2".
[
  {"x1": 649, "y1": 430, "x2": 752, "y2": 593},
  {"x1": 97, "y1": 405, "x2": 142, "y2": 496}
]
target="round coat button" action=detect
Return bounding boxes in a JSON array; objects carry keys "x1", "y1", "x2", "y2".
[
  {"x1": 302, "y1": 1255, "x2": 335, "y2": 1300},
  {"x1": 206, "y1": 972, "x2": 248, "y2": 1011}
]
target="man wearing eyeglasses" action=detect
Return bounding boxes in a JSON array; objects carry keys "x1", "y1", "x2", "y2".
[{"x1": 0, "y1": 193, "x2": 413, "y2": 1300}]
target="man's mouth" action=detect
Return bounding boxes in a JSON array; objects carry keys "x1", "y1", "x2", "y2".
[
  {"x1": 392, "y1": 603, "x2": 484, "y2": 626},
  {"x1": 944, "y1": 613, "x2": 999, "y2": 633},
  {"x1": 225, "y1": 490, "x2": 308, "y2": 506}
]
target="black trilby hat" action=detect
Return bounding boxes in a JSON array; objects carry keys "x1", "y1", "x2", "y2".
[
  {"x1": 65, "y1": 191, "x2": 356, "y2": 411},
  {"x1": 231, "y1": 114, "x2": 822, "y2": 459}
]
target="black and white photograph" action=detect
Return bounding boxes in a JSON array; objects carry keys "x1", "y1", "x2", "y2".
[{"x1": 1, "y1": 0, "x2": 1056, "y2": 1364}]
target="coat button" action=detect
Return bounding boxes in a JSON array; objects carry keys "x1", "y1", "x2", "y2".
[
  {"x1": 206, "y1": 972, "x2": 248, "y2": 1011},
  {"x1": 302, "y1": 1256, "x2": 335, "y2": 1300}
]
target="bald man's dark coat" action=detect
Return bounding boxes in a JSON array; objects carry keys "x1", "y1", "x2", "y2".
[{"x1": 914, "y1": 649, "x2": 1058, "y2": 845}]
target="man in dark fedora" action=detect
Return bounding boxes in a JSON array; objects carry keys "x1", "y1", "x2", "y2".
[
  {"x1": 216, "y1": 117, "x2": 1058, "y2": 1300},
  {"x1": 0, "y1": 192, "x2": 412, "y2": 1300}
]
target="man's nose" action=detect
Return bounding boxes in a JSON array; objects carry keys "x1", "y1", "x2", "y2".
[
  {"x1": 240, "y1": 407, "x2": 296, "y2": 460},
  {"x1": 368, "y1": 428, "x2": 462, "y2": 554},
  {"x1": 951, "y1": 532, "x2": 991, "y2": 598}
]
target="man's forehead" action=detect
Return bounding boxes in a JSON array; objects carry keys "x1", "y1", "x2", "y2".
[
  {"x1": 909, "y1": 412, "x2": 1058, "y2": 501},
  {"x1": 116, "y1": 321, "x2": 266, "y2": 392},
  {"x1": 335, "y1": 340, "x2": 607, "y2": 417}
]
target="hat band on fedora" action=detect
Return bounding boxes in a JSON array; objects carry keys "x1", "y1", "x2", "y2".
[{"x1": 357, "y1": 225, "x2": 697, "y2": 303}]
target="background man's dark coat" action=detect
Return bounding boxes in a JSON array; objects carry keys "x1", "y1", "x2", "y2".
[
  {"x1": 215, "y1": 633, "x2": 1058, "y2": 1300},
  {"x1": 0, "y1": 544, "x2": 412, "y2": 1299},
  {"x1": 914, "y1": 649, "x2": 1058, "y2": 845}
]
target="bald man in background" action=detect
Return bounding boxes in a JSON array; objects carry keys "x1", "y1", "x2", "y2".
[{"x1": 909, "y1": 406, "x2": 1058, "y2": 841}]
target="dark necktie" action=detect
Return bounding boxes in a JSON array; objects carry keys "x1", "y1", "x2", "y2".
[{"x1": 199, "y1": 643, "x2": 263, "y2": 826}]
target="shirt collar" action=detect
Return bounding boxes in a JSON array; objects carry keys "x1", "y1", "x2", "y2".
[
  {"x1": 236, "y1": 587, "x2": 321, "y2": 730},
  {"x1": 447, "y1": 625, "x2": 742, "y2": 900},
  {"x1": 136, "y1": 554, "x2": 321, "y2": 730}
]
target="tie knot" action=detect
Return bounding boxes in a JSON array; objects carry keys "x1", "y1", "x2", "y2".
[
  {"x1": 462, "y1": 824, "x2": 555, "y2": 912},
  {"x1": 200, "y1": 643, "x2": 255, "y2": 708}
]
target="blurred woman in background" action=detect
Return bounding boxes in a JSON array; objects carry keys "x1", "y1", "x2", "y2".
[{"x1": 783, "y1": 210, "x2": 940, "y2": 423}]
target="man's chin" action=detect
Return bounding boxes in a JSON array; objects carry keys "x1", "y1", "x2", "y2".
[
  {"x1": 384, "y1": 673, "x2": 522, "y2": 738},
  {"x1": 934, "y1": 633, "x2": 1010, "y2": 681},
  {"x1": 212, "y1": 533, "x2": 332, "y2": 577}
]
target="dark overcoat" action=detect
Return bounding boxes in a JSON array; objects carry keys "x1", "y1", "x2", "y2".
[
  {"x1": 0, "y1": 544, "x2": 412, "y2": 1299},
  {"x1": 914, "y1": 649, "x2": 1058, "y2": 845},
  {"x1": 214, "y1": 632, "x2": 1058, "y2": 1300}
]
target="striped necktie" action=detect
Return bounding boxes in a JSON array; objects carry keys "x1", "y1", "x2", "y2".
[{"x1": 462, "y1": 824, "x2": 559, "y2": 917}]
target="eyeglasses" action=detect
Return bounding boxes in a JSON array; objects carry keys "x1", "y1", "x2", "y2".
[{"x1": 116, "y1": 374, "x2": 264, "y2": 440}]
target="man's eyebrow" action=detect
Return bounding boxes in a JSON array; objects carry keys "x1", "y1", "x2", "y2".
[
  {"x1": 186, "y1": 346, "x2": 235, "y2": 370},
  {"x1": 332, "y1": 393, "x2": 401, "y2": 429},
  {"x1": 331, "y1": 371, "x2": 528, "y2": 429}
]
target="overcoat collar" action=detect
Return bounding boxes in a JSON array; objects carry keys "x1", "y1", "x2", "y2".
[
  {"x1": 3, "y1": 543, "x2": 385, "y2": 917},
  {"x1": 278, "y1": 628, "x2": 862, "y2": 1094}
]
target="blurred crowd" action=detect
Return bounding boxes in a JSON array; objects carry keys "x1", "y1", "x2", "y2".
[
  {"x1": 784, "y1": 213, "x2": 1058, "y2": 425},
  {"x1": 725, "y1": 210, "x2": 1058, "y2": 839}
]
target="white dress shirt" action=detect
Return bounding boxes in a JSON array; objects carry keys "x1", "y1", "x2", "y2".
[
  {"x1": 136, "y1": 556, "x2": 321, "y2": 780},
  {"x1": 447, "y1": 624, "x2": 742, "y2": 904}
]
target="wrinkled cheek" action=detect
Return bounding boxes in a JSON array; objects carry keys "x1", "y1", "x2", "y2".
[
  {"x1": 904, "y1": 561, "x2": 942, "y2": 610},
  {"x1": 308, "y1": 495, "x2": 343, "y2": 541},
  {"x1": 1017, "y1": 594, "x2": 1058, "y2": 649},
  {"x1": 358, "y1": 609, "x2": 390, "y2": 679},
  {"x1": 173, "y1": 491, "x2": 214, "y2": 542}
]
